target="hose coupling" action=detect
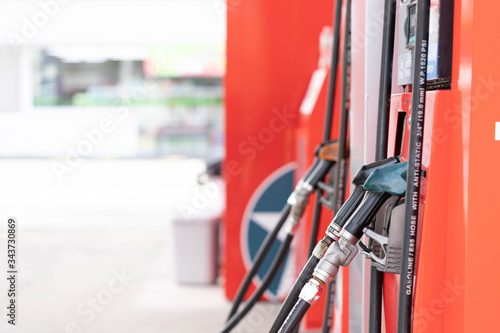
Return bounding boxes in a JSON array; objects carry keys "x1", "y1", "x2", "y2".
[
  {"x1": 286, "y1": 180, "x2": 314, "y2": 227},
  {"x1": 312, "y1": 238, "x2": 358, "y2": 284},
  {"x1": 298, "y1": 278, "x2": 324, "y2": 305},
  {"x1": 312, "y1": 237, "x2": 333, "y2": 259},
  {"x1": 326, "y1": 221, "x2": 342, "y2": 241}
]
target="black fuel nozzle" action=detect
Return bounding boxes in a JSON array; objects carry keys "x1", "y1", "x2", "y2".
[
  {"x1": 309, "y1": 161, "x2": 408, "y2": 287},
  {"x1": 285, "y1": 142, "x2": 342, "y2": 229},
  {"x1": 302, "y1": 140, "x2": 345, "y2": 187},
  {"x1": 341, "y1": 161, "x2": 408, "y2": 242},
  {"x1": 360, "y1": 161, "x2": 409, "y2": 272},
  {"x1": 340, "y1": 191, "x2": 392, "y2": 242},
  {"x1": 326, "y1": 156, "x2": 400, "y2": 240},
  {"x1": 302, "y1": 158, "x2": 335, "y2": 189}
]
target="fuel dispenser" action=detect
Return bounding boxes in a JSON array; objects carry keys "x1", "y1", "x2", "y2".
[
  {"x1": 274, "y1": 0, "x2": 459, "y2": 331},
  {"x1": 363, "y1": 0, "x2": 457, "y2": 332},
  {"x1": 226, "y1": 0, "x2": 500, "y2": 332}
]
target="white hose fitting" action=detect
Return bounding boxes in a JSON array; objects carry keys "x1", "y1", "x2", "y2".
[{"x1": 298, "y1": 278, "x2": 324, "y2": 305}]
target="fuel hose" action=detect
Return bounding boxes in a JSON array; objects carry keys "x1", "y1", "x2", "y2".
[
  {"x1": 397, "y1": 0, "x2": 430, "y2": 331},
  {"x1": 226, "y1": 203, "x2": 291, "y2": 320},
  {"x1": 220, "y1": 232, "x2": 294, "y2": 333},
  {"x1": 278, "y1": 299, "x2": 311, "y2": 333}
]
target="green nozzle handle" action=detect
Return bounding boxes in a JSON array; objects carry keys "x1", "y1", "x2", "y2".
[
  {"x1": 328, "y1": 156, "x2": 400, "y2": 232},
  {"x1": 352, "y1": 156, "x2": 399, "y2": 186},
  {"x1": 363, "y1": 161, "x2": 408, "y2": 197}
]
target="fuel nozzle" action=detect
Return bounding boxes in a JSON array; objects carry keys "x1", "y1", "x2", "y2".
[
  {"x1": 326, "y1": 156, "x2": 400, "y2": 240},
  {"x1": 341, "y1": 159, "x2": 407, "y2": 243},
  {"x1": 303, "y1": 161, "x2": 407, "y2": 295},
  {"x1": 285, "y1": 141, "x2": 342, "y2": 229},
  {"x1": 359, "y1": 161, "x2": 408, "y2": 271}
]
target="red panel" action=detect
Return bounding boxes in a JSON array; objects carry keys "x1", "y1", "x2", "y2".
[
  {"x1": 382, "y1": 89, "x2": 460, "y2": 333},
  {"x1": 464, "y1": 0, "x2": 500, "y2": 331},
  {"x1": 224, "y1": 0, "x2": 334, "y2": 302},
  {"x1": 412, "y1": 90, "x2": 463, "y2": 333}
]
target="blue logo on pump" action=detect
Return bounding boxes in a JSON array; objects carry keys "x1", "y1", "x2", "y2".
[{"x1": 241, "y1": 163, "x2": 295, "y2": 299}]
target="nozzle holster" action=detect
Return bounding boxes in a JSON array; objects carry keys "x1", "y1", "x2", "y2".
[{"x1": 362, "y1": 199, "x2": 406, "y2": 274}]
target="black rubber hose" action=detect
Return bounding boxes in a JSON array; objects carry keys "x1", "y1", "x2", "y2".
[
  {"x1": 370, "y1": 0, "x2": 397, "y2": 332},
  {"x1": 226, "y1": 204, "x2": 291, "y2": 320},
  {"x1": 375, "y1": 0, "x2": 397, "y2": 161},
  {"x1": 307, "y1": 192, "x2": 324, "y2": 256},
  {"x1": 397, "y1": 0, "x2": 430, "y2": 332},
  {"x1": 306, "y1": 0, "x2": 345, "y2": 265},
  {"x1": 322, "y1": 0, "x2": 351, "y2": 331},
  {"x1": 278, "y1": 299, "x2": 311, "y2": 333},
  {"x1": 321, "y1": 280, "x2": 336, "y2": 333},
  {"x1": 322, "y1": 0, "x2": 343, "y2": 143},
  {"x1": 220, "y1": 232, "x2": 294, "y2": 333},
  {"x1": 369, "y1": 270, "x2": 384, "y2": 332},
  {"x1": 269, "y1": 254, "x2": 321, "y2": 333}
]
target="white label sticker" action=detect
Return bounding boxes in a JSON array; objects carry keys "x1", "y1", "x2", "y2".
[{"x1": 496, "y1": 122, "x2": 500, "y2": 141}]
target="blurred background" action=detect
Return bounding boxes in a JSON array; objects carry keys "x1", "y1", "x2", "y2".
[
  {"x1": 0, "y1": 0, "x2": 224, "y2": 159},
  {"x1": 0, "y1": 1, "x2": 241, "y2": 332}
]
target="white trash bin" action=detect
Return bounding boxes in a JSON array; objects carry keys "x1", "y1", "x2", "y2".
[
  {"x1": 172, "y1": 215, "x2": 220, "y2": 284},
  {"x1": 172, "y1": 171, "x2": 224, "y2": 284}
]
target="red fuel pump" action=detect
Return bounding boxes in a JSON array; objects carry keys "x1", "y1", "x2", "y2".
[{"x1": 225, "y1": 1, "x2": 500, "y2": 332}]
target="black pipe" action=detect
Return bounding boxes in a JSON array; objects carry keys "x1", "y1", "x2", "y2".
[
  {"x1": 332, "y1": 0, "x2": 351, "y2": 219},
  {"x1": 322, "y1": 0, "x2": 351, "y2": 331},
  {"x1": 321, "y1": 282, "x2": 336, "y2": 333},
  {"x1": 307, "y1": 194, "x2": 323, "y2": 257},
  {"x1": 397, "y1": 0, "x2": 430, "y2": 331},
  {"x1": 226, "y1": 204, "x2": 291, "y2": 320},
  {"x1": 307, "y1": 0, "x2": 346, "y2": 258},
  {"x1": 369, "y1": 268, "x2": 384, "y2": 333},
  {"x1": 375, "y1": 0, "x2": 397, "y2": 160},
  {"x1": 370, "y1": 0, "x2": 397, "y2": 332},
  {"x1": 322, "y1": 0, "x2": 344, "y2": 143},
  {"x1": 278, "y1": 299, "x2": 311, "y2": 333},
  {"x1": 269, "y1": 253, "x2": 322, "y2": 333},
  {"x1": 220, "y1": 233, "x2": 294, "y2": 333}
]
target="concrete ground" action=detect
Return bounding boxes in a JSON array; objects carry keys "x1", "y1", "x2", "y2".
[{"x1": 0, "y1": 159, "x2": 280, "y2": 333}]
